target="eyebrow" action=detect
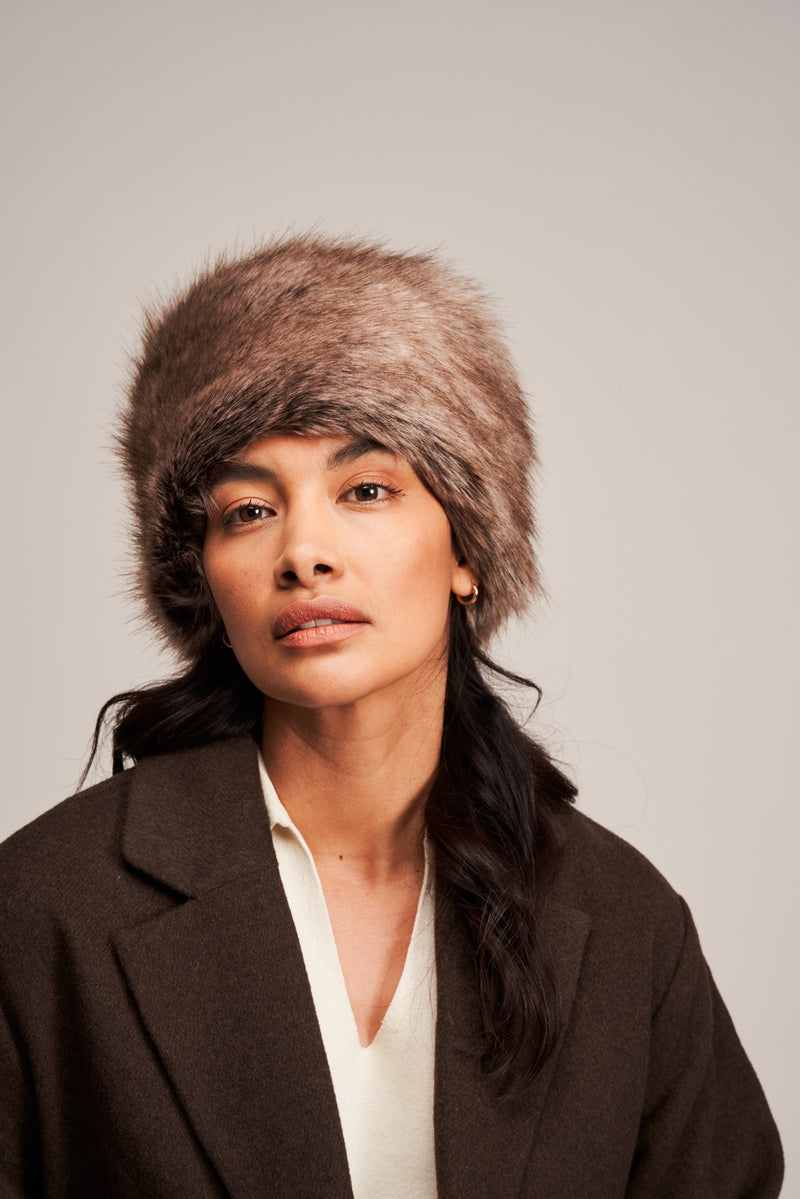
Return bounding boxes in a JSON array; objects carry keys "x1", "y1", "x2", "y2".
[
  {"x1": 208, "y1": 438, "x2": 394, "y2": 489},
  {"x1": 325, "y1": 438, "x2": 393, "y2": 469},
  {"x1": 207, "y1": 460, "x2": 277, "y2": 488}
]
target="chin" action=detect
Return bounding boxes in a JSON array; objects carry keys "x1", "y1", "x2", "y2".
[{"x1": 256, "y1": 669, "x2": 385, "y2": 712}]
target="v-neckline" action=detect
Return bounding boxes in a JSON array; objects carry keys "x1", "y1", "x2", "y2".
[
  {"x1": 288, "y1": 825, "x2": 432, "y2": 1051},
  {"x1": 259, "y1": 758, "x2": 433, "y2": 1050}
]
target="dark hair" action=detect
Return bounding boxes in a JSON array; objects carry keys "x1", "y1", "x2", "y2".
[
  {"x1": 86, "y1": 604, "x2": 575, "y2": 1094},
  {"x1": 430, "y1": 606, "x2": 576, "y2": 1094}
]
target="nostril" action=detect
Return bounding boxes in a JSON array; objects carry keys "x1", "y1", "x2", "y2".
[{"x1": 314, "y1": 564, "x2": 332, "y2": 574}]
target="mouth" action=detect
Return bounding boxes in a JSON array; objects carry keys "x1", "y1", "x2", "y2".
[
  {"x1": 273, "y1": 599, "x2": 369, "y2": 645},
  {"x1": 294, "y1": 618, "x2": 348, "y2": 630}
]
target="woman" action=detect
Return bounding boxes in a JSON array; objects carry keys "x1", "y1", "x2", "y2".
[{"x1": 0, "y1": 236, "x2": 783, "y2": 1197}]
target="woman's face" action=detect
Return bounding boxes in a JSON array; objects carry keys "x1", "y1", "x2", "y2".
[{"x1": 203, "y1": 433, "x2": 473, "y2": 716}]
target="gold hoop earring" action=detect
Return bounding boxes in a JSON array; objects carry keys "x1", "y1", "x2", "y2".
[
  {"x1": 222, "y1": 631, "x2": 233, "y2": 648},
  {"x1": 456, "y1": 583, "x2": 479, "y2": 607}
]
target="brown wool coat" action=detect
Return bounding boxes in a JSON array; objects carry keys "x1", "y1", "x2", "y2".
[{"x1": 0, "y1": 738, "x2": 783, "y2": 1198}]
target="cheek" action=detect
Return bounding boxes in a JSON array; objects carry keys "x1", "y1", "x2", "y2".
[
  {"x1": 418, "y1": 524, "x2": 459, "y2": 592},
  {"x1": 392, "y1": 530, "x2": 457, "y2": 630},
  {"x1": 201, "y1": 550, "x2": 225, "y2": 613},
  {"x1": 375, "y1": 529, "x2": 452, "y2": 599},
  {"x1": 202, "y1": 552, "x2": 255, "y2": 626}
]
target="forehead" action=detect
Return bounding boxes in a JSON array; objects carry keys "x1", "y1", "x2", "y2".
[{"x1": 244, "y1": 432, "x2": 393, "y2": 465}]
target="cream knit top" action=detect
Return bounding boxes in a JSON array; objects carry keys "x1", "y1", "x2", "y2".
[{"x1": 259, "y1": 758, "x2": 438, "y2": 1198}]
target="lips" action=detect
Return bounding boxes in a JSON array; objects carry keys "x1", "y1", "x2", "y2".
[{"x1": 273, "y1": 598, "x2": 369, "y2": 640}]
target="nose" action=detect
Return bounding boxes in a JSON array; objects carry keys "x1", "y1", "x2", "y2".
[{"x1": 272, "y1": 504, "x2": 344, "y2": 589}]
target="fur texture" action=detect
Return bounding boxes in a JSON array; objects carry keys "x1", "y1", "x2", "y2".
[{"x1": 120, "y1": 235, "x2": 539, "y2": 659}]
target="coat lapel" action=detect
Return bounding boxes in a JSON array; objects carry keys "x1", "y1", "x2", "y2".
[
  {"x1": 112, "y1": 736, "x2": 590, "y2": 1199},
  {"x1": 434, "y1": 884, "x2": 590, "y2": 1199},
  {"x1": 113, "y1": 738, "x2": 353, "y2": 1199}
]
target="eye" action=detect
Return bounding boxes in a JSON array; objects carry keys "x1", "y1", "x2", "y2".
[
  {"x1": 343, "y1": 480, "x2": 403, "y2": 504},
  {"x1": 222, "y1": 500, "x2": 274, "y2": 525}
]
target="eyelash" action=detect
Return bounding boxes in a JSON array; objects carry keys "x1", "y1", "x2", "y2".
[
  {"x1": 344, "y1": 480, "x2": 403, "y2": 504},
  {"x1": 221, "y1": 500, "x2": 275, "y2": 526},
  {"x1": 219, "y1": 480, "x2": 402, "y2": 527}
]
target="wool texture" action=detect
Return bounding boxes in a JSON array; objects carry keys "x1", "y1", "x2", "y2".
[{"x1": 120, "y1": 235, "x2": 539, "y2": 660}]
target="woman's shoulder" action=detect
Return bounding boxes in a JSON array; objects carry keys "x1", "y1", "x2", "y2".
[
  {"x1": 551, "y1": 801, "x2": 677, "y2": 899},
  {"x1": 0, "y1": 737, "x2": 262, "y2": 925},
  {"x1": 545, "y1": 801, "x2": 691, "y2": 981},
  {"x1": 1, "y1": 769, "x2": 131, "y2": 872},
  {"x1": 0, "y1": 769, "x2": 136, "y2": 918}
]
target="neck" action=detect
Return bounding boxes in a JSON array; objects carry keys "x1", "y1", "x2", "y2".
[{"x1": 261, "y1": 686, "x2": 444, "y2": 880}]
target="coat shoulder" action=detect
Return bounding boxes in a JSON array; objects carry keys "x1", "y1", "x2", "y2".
[
  {"x1": 551, "y1": 801, "x2": 680, "y2": 906},
  {"x1": 546, "y1": 802, "x2": 691, "y2": 1002},
  {"x1": 0, "y1": 738, "x2": 264, "y2": 933},
  {"x1": 0, "y1": 770, "x2": 134, "y2": 910}
]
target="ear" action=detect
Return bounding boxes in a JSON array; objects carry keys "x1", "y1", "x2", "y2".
[{"x1": 450, "y1": 554, "x2": 477, "y2": 601}]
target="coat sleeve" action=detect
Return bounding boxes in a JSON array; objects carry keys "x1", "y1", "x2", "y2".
[
  {"x1": 0, "y1": 991, "x2": 41, "y2": 1199},
  {"x1": 626, "y1": 898, "x2": 783, "y2": 1198}
]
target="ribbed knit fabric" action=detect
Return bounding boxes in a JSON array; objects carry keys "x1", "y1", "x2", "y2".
[{"x1": 258, "y1": 758, "x2": 438, "y2": 1198}]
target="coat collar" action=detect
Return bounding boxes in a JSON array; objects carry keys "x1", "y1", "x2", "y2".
[
  {"x1": 114, "y1": 737, "x2": 590, "y2": 1199},
  {"x1": 115, "y1": 737, "x2": 354, "y2": 1198},
  {"x1": 120, "y1": 736, "x2": 273, "y2": 896}
]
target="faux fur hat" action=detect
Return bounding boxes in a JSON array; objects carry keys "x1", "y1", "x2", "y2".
[{"x1": 120, "y1": 234, "x2": 539, "y2": 660}]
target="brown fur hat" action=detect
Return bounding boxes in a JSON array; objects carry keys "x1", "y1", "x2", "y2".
[{"x1": 120, "y1": 234, "x2": 539, "y2": 660}]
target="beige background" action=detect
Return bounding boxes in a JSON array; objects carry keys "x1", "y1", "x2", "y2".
[{"x1": 2, "y1": 0, "x2": 797, "y2": 1181}]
